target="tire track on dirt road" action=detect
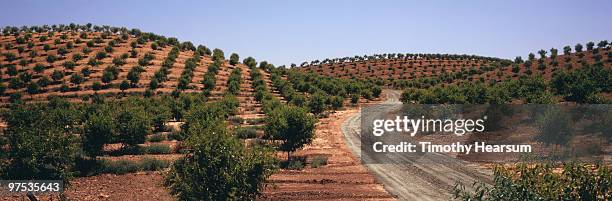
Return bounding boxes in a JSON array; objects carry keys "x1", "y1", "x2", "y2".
[{"x1": 342, "y1": 90, "x2": 493, "y2": 200}]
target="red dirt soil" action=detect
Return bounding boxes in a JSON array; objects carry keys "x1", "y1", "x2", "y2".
[
  {"x1": 261, "y1": 109, "x2": 395, "y2": 200},
  {"x1": 0, "y1": 172, "x2": 173, "y2": 201},
  {"x1": 0, "y1": 108, "x2": 394, "y2": 201}
]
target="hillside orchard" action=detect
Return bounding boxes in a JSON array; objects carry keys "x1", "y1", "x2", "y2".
[{"x1": 0, "y1": 24, "x2": 609, "y2": 199}]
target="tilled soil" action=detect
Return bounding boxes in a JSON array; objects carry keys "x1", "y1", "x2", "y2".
[
  {"x1": 2, "y1": 108, "x2": 393, "y2": 201},
  {"x1": 261, "y1": 109, "x2": 395, "y2": 200},
  {"x1": 1, "y1": 172, "x2": 173, "y2": 201}
]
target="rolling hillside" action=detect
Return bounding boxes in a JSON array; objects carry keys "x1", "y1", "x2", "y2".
[
  {"x1": 0, "y1": 24, "x2": 390, "y2": 200},
  {"x1": 0, "y1": 24, "x2": 609, "y2": 200},
  {"x1": 297, "y1": 44, "x2": 611, "y2": 89},
  {"x1": 0, "y1": 26, "x2": 282, "y2": 110}
]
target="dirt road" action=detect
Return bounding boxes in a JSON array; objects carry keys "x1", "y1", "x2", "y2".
[{"x1": 342, "y1": 90, "x2": 493, "y2": 200}]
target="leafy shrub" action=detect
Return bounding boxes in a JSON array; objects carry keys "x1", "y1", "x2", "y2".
[
  {"x1": 83, "y1": 110, "x2": 115, "y2": 158},
  {"x1": 329, "y1": 96, "x2": 344, "y2": 110},
  {"x1": 453, "y1": 164, "x2": 611, "y2": 201},
  {"x1": 26, "y1": 82, "x2": 40, "y2": 94},
  {"x1": 372, "y1": 86, "x2": 382, "y2": 98},
  {"x1": 33, "y1": 63, "x2": 46, "y2": 74},
  {"x1": 245, "y1": 118, "x2": 265, "y2": 125},
  {"x1": 226, "y1": 67, "x2": 242, "y2": 95},
  {"x1": 264, "y1": 105, "x2": 316, "y2": 159},
  {"x1": 140, "y1": 158, "x2": 170, "y2": 171},
  {"x1": 1, "y1": 103, "x2": 80, "y2": 185},
  {"x1": 93, "y1": 158, "x2": 170, "y2": 175},
  {"x1": 116, "y1": 107, "x2": 151, "y2": 147},
  {"x1": 144, "y1": 144, "x2": 172, "y2": 154},
  {"x1": 99, "y1": 160, "x2": 140, "y2": 175},
  {"x1": 310, "y1": 155, "x2": 328, "y2": 168},
  {"x1": 120, "y1": 80, "x2": 130, "y2": 91},
  {"x1": 92, "y1": 81, "x2": 103, "y2": 91},
  {"x1": 308, "y1": 91, "x2": 327, "y2": 114},
  {"x1": 151, "y1": 42, "x2": 158, "y2": 50},
  {"x1": 212, "y1": 48, "x2": 224, "y2": 61},
  {"x1": 60, "y1": 83, "x2": 70, "y2": 92},
  {"x1": 235, "y1": 127, "x2": 258, "y2": 139},
  {"x1": 127, "y1": 66, "x2": 144, "y2": 85},
  {"x1": 228, "y1": 116, "x2": 244, "y2": 125},
  {"x1": 165, "y1": 121, "x2": 276, "y2": 200},
  {"x1": 281, "y1": 156, "x2": 306, "y2": 170},
  {"x1": 96, "y1": 51, "x2": 107, "y2": 60},
  {"x1": 229, "y1": 53, "x2": 239, "y2": 65},
  {"x1": 148, "y1": 134, "x2": 166, "y2": 142}
]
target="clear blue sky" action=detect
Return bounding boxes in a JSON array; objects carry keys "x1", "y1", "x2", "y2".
[{"x1": 1, "y1": 0, "x2": 610, "y2": 66}]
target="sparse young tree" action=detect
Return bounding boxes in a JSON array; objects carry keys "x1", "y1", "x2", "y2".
[
  {"x1": 63, "y1": 61, "x2": 77, "y2": 70},
  {"x1": 151, "y1": 42, "x2": 158, "y2": 50},
  {"x1": 308, "y1": 91, "x2": 327, "y2": 115},
  {"x1": 243, "y1": 57, "x2": 257, "y2": 68},
  {"x1": 372, "y1": 86, "x2": 382, "y2": 98},
  {"x1": 563, "y1": 46, "x2": 572, "y2": 55},
  {"x1": 550, "y1": 48, "x2": 558, "y2": 59},
  {"x1": 586, "y1": 41, "x2": 595, "y2": 51},
  {"x1": 7, "y1": 65, "x2": 18, "y2": 76},
  {"x1": 34, "y1": 63, "x2": 46, "y2": 74},
  {"x1": 92, "y1": 81, "x2": 102, "y2": 91},
  {"x1": 116, "y1": 106, "x2": 150, "y2": 148},
  {"x1": 52, "y1": 70, "x2": 64, "y2": 82},
  {"x1": 127, "y1": 66, "x2": 144, "y2": 86},
  {"x1": 537, "y1": 49, "x2": 547, "y2": 59},
  {"x1": 81, "y1": 67, "x2": 91, "y2": 77},
  {"x1": 149, "y1": 79, "x2": 159, "y2": 89},
  {"x1": 229, "y1": 53, "x2": 240, "y2": 65},
  {"x1": 212, "y1": 48, "x2": 225, "y2": 62},
  {"x1": 83, "y1": 110, "x2": 114, "y2": 158},
  {"x1": 60, "y1": 83, "x2": 70, "y2": 92},
  {"x1": 120, "y1": 80, "x2": 130, "y2": 92},
  {"x1": 96, "y1": 51, "x2": 107, "y2": 60},
  {"x1": 264, "y1": 105, "x2": 316, "y2": 159},
  {"x1": 26, "y1": 82, "x2": 40, "y2": 94},
  {"x1": 46, "y1": 55, "x2": 57, "y2": 64},
  {"x1": 597, "y1": 40, "x2": 609, "y2": 49},
  {"x1": 528, "y1": 53, "x2": 535, "y2": 60},
  {"x1": 575, "y1": 43, "x2": 583, "y2": 52},
  {"x1": 102, "y1": 71, "x2": 114, "y2": 84},
  {"x1": 329, "y1": 96, "x2": 344, "y2": 110},
  {"x1": 70, "y1": 73, "x2": 84, "y2": 89},
  {"x1": 37, "y1": 76, "x2": 51, "y2": 89},
  {"x1": 57, "y1": 47, "x2": 68, "y2": 56},
  {"x1": 0, "y1": 83, "x2": 6, "y2": 95},
  {"x1": 514, "y1": 56, "x2": 524, "y2": 64}
]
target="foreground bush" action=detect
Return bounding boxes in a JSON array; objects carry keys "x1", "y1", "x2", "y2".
[
  {"x1": 0, "y1": 102, "x2": 80, "y2": 185},
  {"x1": 264, "y1": 105, "x2": 316, "y2": 159},
  {"x1": 165, "y1": 122, "x2": 276, "y2": 200},
  {"x1": 453, "y1": 163, "x2": 611, "y2": 201}
]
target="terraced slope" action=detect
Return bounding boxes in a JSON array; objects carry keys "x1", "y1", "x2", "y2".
[
  {"x1": 297, "y1": 54, "x2": 508, "y2": 83},
  {"x1": 297, "y1": 46, "x2": 611, "y2": 88},
  {"x1": 0, "y1": 30, "x2": 279, "y2": 108}
]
